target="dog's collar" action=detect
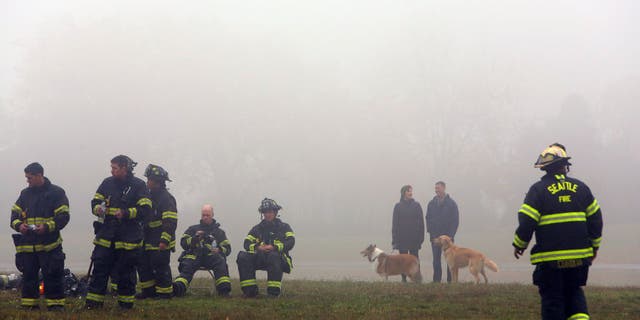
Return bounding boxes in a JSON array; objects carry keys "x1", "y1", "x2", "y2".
[{"x1": 370, "y1": 248, "x2": 384, "y2": 262}]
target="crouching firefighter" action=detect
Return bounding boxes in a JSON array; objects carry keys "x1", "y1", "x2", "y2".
[
  {"x1": 10, "y1": 162, "x2": 70, "y2": 311},
  {"x1": 173, "y1": 204, "x2": 231, "y2": 297},
  {"x1": 136, "y1": 164, "x2": 178, "y2": 299},
  {"x1": 237, "y1": 198, "x2": 295, "y2": 298},
  {"x1": 513, "y1": 143, "x2": 603, "y2": 320},
  {"x1": 85, "y1": 155, "x2": 152, "y2": 310}
]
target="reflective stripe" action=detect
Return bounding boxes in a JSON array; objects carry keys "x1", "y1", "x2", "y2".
[
  {"x1": 246, "y1": 234, "x2": 258, "y2": 242},
  {"x1": 93, "y1": 238, "x2": 112, "y2": 248},
  {"x1": 161, "y1": 232, "x2": 172, "y2": 242},
  {"x1": 54, "y1": 205, "x2": 69, "y2": 215},
  {"x1": 11, "y1": 219, "x2": 22, "y2": 229},
  {"x1": 248, "y1": 243, "x2": 256, "y2": 253},
  {"x1": 16, "y1": 236, "x2": 62, "y2": 253},
  {"x1": 137, "y1": 198, "x2": 152, "y2": 207},
  {"x1": 519, "y1": 204, "x2": 541, "y2": 222},
  {"x1": 274, "y1": 240, "x2": 284, "y2": 252},
  {"x1": 86, "y1": 292, "x2": 105, "y2": 302},
  {"x1": 94, "y1": 193, "x2": 105, "y2": 201},
  {"x1": 128, "y1": 207, "x2": 137, "y2": 219},
  {"x1": 215, "y1": 276, "x2": 231, "y2": 286},
  {"x1": 93, "y1": 204, "x2": 102, "y2": 216},
  {"x1": 183, "y1": 254, "x2": 196, "y2": 260},
  {"x1": 568, "y1": 313, "x2": 590, "y2": 320},
  {"x1": 148, "y1": 220, "x2": 162, "y2": 228},
  {"x1": 24, "y1": 217, "x2": 54, "y2": 224},
  {"x1": 285, "y1": 231, "x2": 295, "y2": 238},
  {"x1": 114, "y1": 241, "x2": 143, "y2": 250},
  {"x1": 267, "y1": 281, "x2": 282, "y2": 289},
  {"x1": 513, "y1": 234, "x2": 528, "y2": 249},
  {"x1": 175, "y1": 277, "x2": 189, "y2": 286},
  {"x1": 118, "y1": 295, "x2": 135, "y2": 303},
  {"x1": 45, "y1": 298, "x2": 65, "y2": 306},
  {"x1": 162, "y1": 211, "x2": 177, "y2": 219},
  {"x1": 586, "y1": 199, "x2": 600, "y2": 217},
  {"x1": 12, "y1": 204, "x2": 23, "y2": 213},
  {"x1": 538, "y1": 212, "x2": 586, "y2": 226},
  {"x1": 140, "y1": 280, "x2": 156, "y2": 289},
  {"x1": 156, "y1": 286, "x2": 173, "y2": 294},
  {"x1": 219, "y1": 239, "x2": 230, "y2": 247},
  {"x1": 530, "y1": 248, "x2": 594, "y2": 264},
  {"x1": 240, "y1": 279, "x2": 257, "y2": 287},
  {"x1": 145, "y1": 240, "x2": 176, "y2": 250},
  {"x1": 45, "y1": 220, "x2": 56, "y2": 232},
  {"x1": 591, "y1": 237, "x2": 602, "y2": 248},
  {"x1": 21, "y1": 298, "x2": 39, "y2": 306}
]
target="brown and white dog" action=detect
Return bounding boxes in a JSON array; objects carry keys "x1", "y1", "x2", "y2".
[
  {"x1": 432, "y1": 235, "x2": 499, "y2": 284},
  {"x1": 360, "y1": 244, "x2": 422, "y2": 283}
]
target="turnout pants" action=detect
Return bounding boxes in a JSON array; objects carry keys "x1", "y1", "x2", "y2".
[
  {"x1": 18, "y1": 247, "x2": 65, "y2": 310},
  {"x1": 173, "y1": 253, "x2": 230, "y2": 296},
  {"x1": 237, "y1": 251, "x2": 285, "y2": 297},
  {"x1": 431, "y1": 240, "x2": 452, "y2": 283},
  {"x1": 86, "y1": 245, "x2": 140, "y2": 309},
  {"x1": 138, "y1": 249, "x2": 172, "y2": 298},
  {"x1": 533, "y1": 263, "x2": 590, "y2": 320},
  {"x1": 398, "y1": 248, "x2": 419, "y2": 282}
]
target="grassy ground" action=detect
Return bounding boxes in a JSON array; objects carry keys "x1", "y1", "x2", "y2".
[{"x1": 0, "y1": 279, "x2": 638, "y2": 320}]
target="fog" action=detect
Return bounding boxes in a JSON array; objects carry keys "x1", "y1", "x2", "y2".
[{"x1": 2, "y1": 0, "x2": 639, "y2": 285}]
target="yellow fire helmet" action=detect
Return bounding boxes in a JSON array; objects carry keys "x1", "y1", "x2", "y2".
[{"x1": 534, "y1": 143, "x2": 572, "y2": 169}]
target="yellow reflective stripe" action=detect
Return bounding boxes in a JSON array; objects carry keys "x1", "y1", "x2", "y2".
[
  {"x1": 148, "y1": 220, "x2": 162, "y2": 228},
  {"x1": 219, "y1": 239, "x2": 230, "y2": 247},
  {"x1": 162, "y1": 211, "x2": 177, "y2": 219},
  {"x1": 118, "y1": 295, "x2": 135, "y2": 303},
  {"x1": 240, "y1": 279, "x2": 257, "y2": 287},
  {"x1": 21, "y1": 298, "x2": 39, "y2": 306},
  {"x1": 538, "y1": 212, "x2": 586, "y2": 226},
  {"x1": 12, "y1": 204, "x2": 23, "y2": 213},
  {"x1": 513, "y1": 234, "x2": 528, "y2": 249},
  {"x1": 145, "y1": 240, "x2": 176, "y2": 250},
  {"x1": 175, "y1": 277, "x2": 189, "y2": 286},
  {"x1": 285, "y1": 255, "x2": 293, "y2": 269},
  {"x1": 246, "y1": 234, "x2": 258, "y2": 242},
  {"x1": 128, "y1": 207, "x2": 137, "y2": 219},
  {"x1": 591, "y1": 237, "x2": 602, "y2": 248},
  {"x1": 45, "y1": 298, "x2": 66, "y2": 306},
  {"x1": 25, "y1": 217, "x2": 54, "y2": 224},
  {"x1": 16, "y1": 236, "x2": 62, "y2": 253},
  {"x1": 215, "y1": 276, "x2": 231, "y2": 286},
  {"x1": 156, "y1": 285, "x2": 173, "y2": 294},
  {"x1": 519, "y1": 204, "x2": 540, "y2": 222},
  {"x1": 161, "y1": 232, "x2": 172, "y2": 242},
  {"x1": 92, "y1": 204, "x2": 101, "y2": 216},
  {"x1": 54, "y1": 205, "x2": 69, "y2": 215},
  {"x1": 137, "y1": 198, "x2": 152, "y2": 207},
  {"x1": 140, "y1": 280, "x2": 156, "y2": 289},
  {"x1": 274, "y1": 240, "x2": 284, "y2": 252},
  {"x1": 93, "y1": 238, "x2": 112, "y2": 248},
  {"x1": 114, "y1": 241, "x2": 143, "y2": 250},
  {"x1": 183, "y1": 254, "x2": 196, "y2": 260},
  {"x1": 267, "y1": 281, "x2": 281, "y2": 288},
  {"x1": 94, "y1": 193, "x2": 105, "y2": 201},
  {"x1": 285, "y1": 231, "x2": 295, "y2": 238},
  {"x1": 45, "y1": 220, "x2": 56, "y2": 232},
  {"x1": 248, "y1": 243, "x2": 256, "y2": 253},
  {"x1": 86, "y1": 292, "x2": 105, "y2": 302},
  {"x1": 11, "y1": 219, "x2": 22, "y2": 229},
  {"x1": 586, "y1": 199, "x2": 600, "y2": 217},
  {"x1": 530, "y1": 248, "x2": 594, "y2": 264},
  {"x1": 568, "y1": 313, "x2": 590, "y2": 320}
]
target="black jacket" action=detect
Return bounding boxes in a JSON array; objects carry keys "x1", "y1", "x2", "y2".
[
  {"x1": 392, "y1": 198, "x2": 425, "y2": 250},
  {"x1": 10, "y1": 178, "x2": 70, "y2": 253},
  {"x1": 513, "y1": 173, "x2": 603, "y2": 265},
  {"x1": 180, "y1": 219, "x2": 231, "y2": 258},
  {"x1": 243, "y1": 218, "x2": 295, "y2": 272},
  {"x1": 426, "y1": 194, "x2": 459, "y2": 238},
  {"x1": 91, "y1": 175, "x2": 151, "y2": 250},
  {"x1": 144, "y1": 187, "x2": 178, "y2": 250}
]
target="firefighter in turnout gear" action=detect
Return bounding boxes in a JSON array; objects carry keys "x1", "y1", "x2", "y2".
[
  {"x1": 10, "y1": 163, "x2": 70, "y2": 311},
  {"x1": 85, "y1": 155, "x2": 152, "y2": 310},
  {"x1": 237, "y1": 198, "x2": 295, "y2": 298},
  {"x1": 136, "y1": 164, "x2": 178, "y2": 299},
  {"x1": 173, "y1": 204, "x2": 231, "y2": 297},
  {"x1": 513, "y1": 143, "x2": 603, "y2": 320}
]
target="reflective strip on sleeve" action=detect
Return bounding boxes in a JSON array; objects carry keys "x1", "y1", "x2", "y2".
[
  {"x1": 93, "y1": 238, "x2": 112, "y2": 248},
  {"x1": 586, "y1": 199, "x2": 600, "y2": 217},
  {"x1": 162, "y1": 211, "x2": 177, "y2": 219},
  {"x1": 538, "y1": 212, "x2": 586, "y2": 226},
  {"x1": 161, "y1": 232, "x2": 172, "y2": 242},
  {"x1": 591, "y1": 237, "x2": 602, "y2": 248},
  {"x1": 12, "y1": 204, "x2": 23, "y2": 214},
  {"x1": 519, "y1": 204, "x2": 541, "y2": 222},
  {"x1": 274, "y1": 240, "x2": 284, "y2": 252},
  {"x1": 148, "y1": 220, "x2": 162, "y2": 228},
  {"x1": 45, "y1": 220, "x2": 56, "y2": 232},
  {"x1": 54, "y1": 205, "x2": 69, "y2": 215},
  {"x1": 513, "y1": 234, "x2": 528, "y2": 249},
  {"x1": 137, "y1": 198, "x2": 152, "y2": 207},
  {"x1": 94, "y1": 193, "x2": 105, "y2": 201},
  {"x1": 285, "y1": 231, "x2": 295, "y2": 238},
  {"x1": 246, "y1": 234, "x2": 258, "y2": 242},
  {"x1": 248, "y1": 243, "x2": 256, "y2": 253},
  {"x1": 530, "y1": 248, "x2": 594, "y2": 264},
  {"x1": 128, "y1": 207, "x2": 137, "y2": 219},
  {"x1": 11, "y1": 219, "x2": 22, "y2": 229}
]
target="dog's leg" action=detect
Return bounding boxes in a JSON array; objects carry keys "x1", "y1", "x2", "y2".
[
  {"x1": 451, "y1": 267, "x2": 459, "y2": 283},
  {"x1": 480, "y1": 267, "x2": 488, "y2": 284}
]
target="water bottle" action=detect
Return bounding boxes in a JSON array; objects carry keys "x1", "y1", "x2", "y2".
[{"x1": 211, "y1": 239, "x2": 217, "y2": 249}]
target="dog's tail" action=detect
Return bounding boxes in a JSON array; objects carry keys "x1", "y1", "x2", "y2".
[{"x1": 484, "y1": 258, "x2": 499, "y2": 272}]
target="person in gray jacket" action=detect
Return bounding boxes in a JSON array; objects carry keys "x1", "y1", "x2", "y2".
[
  {"x1": 392, "y1": 185, "x2": 425, "y2": 282},
  {"x1": 425, "y1": 181, "x2": 459, "y2": 283}
]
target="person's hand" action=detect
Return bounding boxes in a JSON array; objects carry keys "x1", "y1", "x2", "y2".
[
  {"x1": 19, "y1": 223, "x2": 29, "y2": 235},
  {"x1": 96, "y1": 205, "x2": 105, "y2": 217},
  {"x1": 35, "y1": 224, "x2": 47, "y2": 235},
  {"x1": 115, "y1": 209, "x2": 124, "y2": 219},
  {"x1": 514, "y1": 247, "x2": 525, "y2": 259},
  {"x1": 210, "y1": 247, "x2": 220, "y2": 254},
  {"x1": 159, "y1": 242, "x2": 168, "y2": 251},
  {"x1": 258, "y1": 244, "x2": 274, "y2": 252}
]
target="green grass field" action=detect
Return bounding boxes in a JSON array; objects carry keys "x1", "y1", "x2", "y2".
[{"x1": 0, "y1": 279, "x2": 638, "y2": 320}]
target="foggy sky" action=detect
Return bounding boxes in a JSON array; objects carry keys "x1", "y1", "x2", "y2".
[{"x1": 1, "y1": 1, "x2": 639, "y2": 283}]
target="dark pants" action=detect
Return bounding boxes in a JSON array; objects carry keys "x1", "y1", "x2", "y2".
[
  {"x1": 237, "y1": 251, "x2": 286, "y2": 297},
  {"x1": 86, "y1": 245, "x2": 140, "y2": 309},
  {"x1": 138, "y1": 250, "x2": 172, "y2": 298},
  {"x1": 18, "y1": 247, "x2": 65, "y2": 310},
  {"x1": 431, "y1": 240, "x2": 452, "y2": 283},
  {"x1": 173, "y1": 253, "x2": 230, "y2": 296},
  {"x1": 398, "y1": 248, "x2": 419, "y2": 282},
  {"x1": 533, "y1": 263, "x2": 590, "y2": 320}
]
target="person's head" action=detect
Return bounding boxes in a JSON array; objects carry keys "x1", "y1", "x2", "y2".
[
  {"x1": 144, "y1": 164, "x2": 171, "y2": 190},
  {"x1": 24, "y1": 162, "x2": 45, "y2": 188},
  {"x1": 201, "y1": 204, "x2": 214, "y2": 225},
  {"x1": 400, "y1": 185, "x2": 413, "y2": 201},
  {"x1": 258, "y1": 198, "x2": 282, "y2": 222},
  {"x1": 111, "y1": 155, "x2": 137, "y2": 180},
  {"x1": 435, "y1": 181, "x2": 446, "y2": 198},
  {"x1": 534, "y1": 143, "x2": 571, "y2": 174}
]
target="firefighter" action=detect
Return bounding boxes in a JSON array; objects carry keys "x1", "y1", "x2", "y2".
[
  {"x1": 173, "y1": 204, "x2": 231, "y2": 297},
  {"x1": 136, "y1": 164, "x2": 178, "y2": 299},
  {"x1": 513, "y1": 143, "x2": 603, "y2": 320},
  {"x1": 236, "y1": 198, "x2": 295, "y2": 298},
  {"x1": 10, "y1": 162, "x2": 70, "y2": 311},
  {"x1": 85, "y1": 155, "x2": 152, "y2": 310}
]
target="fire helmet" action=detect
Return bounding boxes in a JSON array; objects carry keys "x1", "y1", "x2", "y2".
[
  {"x1": 258, "y1": 198, "x2": 282, "y2": 213},
  {"x1": 534, "y1": 143, "x2": 572, "y2": 169},
  {"x1": 144, "y1": 164, "x2": 172, "y2": 182}
]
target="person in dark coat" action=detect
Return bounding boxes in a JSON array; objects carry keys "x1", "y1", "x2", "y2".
[
  {"x1": 392, "y1": 185, "x2": 424, "y2": 282},
  {"x1": 426, "y1": 181, "x2": 459, "y2": 283}
]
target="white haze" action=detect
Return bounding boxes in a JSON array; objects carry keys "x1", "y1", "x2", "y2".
[{"x1": 1, "y1": 0, "x2": 639, "y2": 285}]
